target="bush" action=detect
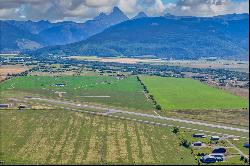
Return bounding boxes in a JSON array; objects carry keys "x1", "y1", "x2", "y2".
[
  {"x1": 156, "y1": 104, "x2": 161, "y2": 110},
  {"x1": 149, "y1": 95, "x2": 154, "y2": 100},
  {"x1": 172, "y1": 127, "x2": 179, "y2": 134},
  {"x1": 180, "y1": 139, "x2": 191, "y2": 148}
]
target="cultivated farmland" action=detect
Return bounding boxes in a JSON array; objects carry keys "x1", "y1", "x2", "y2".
[
  {"x1": 140, "y1": 76, "x2": 248, "y2": 110},
  {"x1": 0, "y1": 76, "x2": 154, "y2": 112},
  {"x1": 0, "y1": 109, "x2": 196, "y2": 165}
]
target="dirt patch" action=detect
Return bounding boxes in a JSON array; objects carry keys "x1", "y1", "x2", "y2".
[
  {"x1": 166, "y1": 60, "x2": 249, "y2": 73},
  {"x1": 70, "y1": 56, "x2": 164, "y2": 64},
  {"x1": 222, "y1": 87, "x2": 249, "y2": 99},
  {"x1": 0, "y1": 65, "x2": 29, "y2": 80}
]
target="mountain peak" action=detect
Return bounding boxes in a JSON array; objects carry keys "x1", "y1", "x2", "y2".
[
  {"x1": 132, "y1": 11, "x2": 148, "y2": 19},
  {"x1": 112, "y1": 6, "x2": 122, "y2": 14},
  {"x1": 94, "y1": 12, "x2": 107, "y2": 20},
  {"x1": 108, "y1": 6, "x2": 129, "y2": 22}
]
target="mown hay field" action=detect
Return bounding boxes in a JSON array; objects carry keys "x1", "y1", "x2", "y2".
[
  {"x1": 140, "y1": 76, "x2": 248, "y2": 110},
  {"x1": 0, "y1": 109, "x2": 196, "y2": 165}
]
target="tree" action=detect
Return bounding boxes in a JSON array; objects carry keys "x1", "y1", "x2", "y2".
[
  {"x1": 156, "y1": 104, "x2": 161, "y2": 110},
  {"x1": 149, "y1": 94, "x2": 154, "y2": 100},
  {"x1": 180, "y1": 139, "x2": 191, "y2": 148},
  {"x1": 172, "y1": 127, "x2": 179, "y2": 134}
]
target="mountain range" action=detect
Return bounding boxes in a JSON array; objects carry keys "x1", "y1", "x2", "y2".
[
  {"x1": 0, "y1": 7, "x2": 130, "y2": 52},
  {"x1": 31, "y1": 13, "x2": 249, "y2": 60},
  {"x1": 0, "y1": 7, "x2": 249, "y2": 60}
]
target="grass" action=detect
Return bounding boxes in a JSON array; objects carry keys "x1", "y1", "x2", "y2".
[
  {"x1": 0, "y1": 108, "x2": 196, "y2": 165},
  {"x1": 140, "y1": 76, "x2": 248, "y2": 110},
  {"x1": 0, "y1": 76, "x2": 154, "y2": 112},
  {"x1": 159, "y1": 109, "x2": 249, "y2": 129},
  {"x1": 111, "y1": 112, "x2": 249, "y2": 138}
]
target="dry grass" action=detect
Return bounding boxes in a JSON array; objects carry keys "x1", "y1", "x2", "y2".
[
  {"x1": 70, "y1": 56, "x2": 163, "y2": 64},
  {"x1": 222, "y1": 87, "x2": 249, "y2": 99},
  {"x1": 0, "y1": 65, "x2": 29, "y2": 76},
  {"x1": 165, "y1": 60, "x2": 249, "y2": 73},
  {"x1": 0, "y1": 65, "x2": 30, "y2": 81},
  {"x1": 1, "y1": 109, "x2": 197, "y2": 164}
]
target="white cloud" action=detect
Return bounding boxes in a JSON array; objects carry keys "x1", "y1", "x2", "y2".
[
  {"x1": 118, "y1": 0, "x2": 138, "y2": 15},
  {"x1": 165, "y1": 0, "x2": 249, "y2": 17},
  {"x1": 0, "y1": 0, "x2": 248, "y2": 22}
]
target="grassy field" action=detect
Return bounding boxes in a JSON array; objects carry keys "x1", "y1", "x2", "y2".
[
  {"x1": 140, "y1": 76, "x2": 248, "y2": 110},
  {"x1": 160, "y1": 109, "x2": 249, "y2": 129},
  {"x1": 0, "y1": 109, "x2": 196, "y2": 165},
  {"x1": 0, "y1": 76, "x2": 154, "y2": 112}
]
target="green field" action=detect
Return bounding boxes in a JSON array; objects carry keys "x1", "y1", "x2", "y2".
[
  {"x1": 0, "y1": 109, "x2": 196, "y2": 165},
  {"x1": 140, "y1": 76, "x2": 248, "y2": 110},
  {"x1": 0, "y1": 76, "x2": 154, "y2": 112}
]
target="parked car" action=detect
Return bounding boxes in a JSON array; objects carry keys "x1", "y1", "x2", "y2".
[{"x1": 200, "y1": 155, "x2": 217, "y2": 163}]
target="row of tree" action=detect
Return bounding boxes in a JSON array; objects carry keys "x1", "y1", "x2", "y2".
[{"x1": 136, "y1": 76, "x2": 162, "y2": 110}]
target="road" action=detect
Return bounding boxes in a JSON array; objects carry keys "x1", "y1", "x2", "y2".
[
  {"x1": 11, "y1": 97, "x2": 249, "y2": 134},
  {"x1": 224, "y1": 138, "x2": 249, "y2": 160}
]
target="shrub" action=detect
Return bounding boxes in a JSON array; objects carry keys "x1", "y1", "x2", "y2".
[
  {"x1": 156, "y1": 104, "x2": 161, "y2": 110},
  {"x1": 172, "y1": 127, "x2": 179, "y2": 134},
  {"x1": 180, "y1": 139, "x2": 191, "y2": 148}
]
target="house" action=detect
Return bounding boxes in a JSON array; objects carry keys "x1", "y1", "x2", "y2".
[
  {"x1": 212, "y1": 147, "x2": 227, "y2": 154},
  {"x1": 209, "y1": 153, "x2": 224, "y2": 158},
  {"x1": 210, "y1": 136, "x2": 220, "y2": 141},
  {"x1": 209, "y1": 153, "x2": 224, "y2": 161},
  {"x1": 243, "y1": 142, "x2": 249, "y2": 148},
  {"x1": 193, "y1": 133, "x2": 205, "y2": 138},
  {"x1": 51, "y1": 83, "x2": 66, "y2": 87},
  {"x1": 55, "y1": 83, "x2": 65, "y2": 87},
  {"x1": 18, "y1": 105, "x2": 26, "y2": 109},
  {"x1": 200, "y1": 155, "x2": 217, "y2": 163},
  {"x1": 192, "y1": 141, "x2": 203, "y2": 147},
  {"x1": 0, "y1": 104, "x2": 9, "y2": 108}
]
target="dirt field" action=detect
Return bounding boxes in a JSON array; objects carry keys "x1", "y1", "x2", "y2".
[
  {"x1": 99, "y1": 58, "x2": 163, "y2": 64},
  {"x1": 223, "y1": 87, "x2": 249, "y2": 99},
  {"x1": 69, "y1": 56, "x2": 249, "y2": 73},
  {"x1": 165, "y1": 60, "x2": 249, "y2": 73},
  {"x1": 70, "y1": 56, "x2": 164, "y2": 64},
  {"x1": 0, "y1": 65, "x2": 30, "y2": 81}
]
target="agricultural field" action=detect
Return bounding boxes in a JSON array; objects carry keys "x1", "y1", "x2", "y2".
[
  {"x1": 0, "y1": 64, "x2": 30, "y2": 81},
  {"x1": 0, "y1": 76, "x2": 154, "y2": 112},
  {"x1": 0, "y1": 109, "x2": 196, "y2": 165},
  {"x1": 164, "y1": 59, "x2": 249, "y2": 73},
  {"x1": 161, "y1": 109, "x2": 249, "y2": 129},
  {"x1": 140, "y1": 76, "x2": 248, "y2": 110},
  {"x1": 69, "y1": 56, "x2": 165, "y2": 64}
]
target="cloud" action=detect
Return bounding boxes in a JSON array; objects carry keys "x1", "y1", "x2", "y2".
[
  {"x1": 164, "y1": 0, "x2": 249, "y2": 16},
  {"x1": 0, "y1": 0, "x2": 248, "y2": 22}
]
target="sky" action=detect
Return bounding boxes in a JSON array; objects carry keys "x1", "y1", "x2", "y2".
[{"x1": 0, "y1": 0, "x2": 249, "y2": 22}]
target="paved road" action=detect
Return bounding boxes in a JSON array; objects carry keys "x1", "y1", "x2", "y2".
[{"x1": 14, "y1": 97, "x2": 249, "y2": 133}]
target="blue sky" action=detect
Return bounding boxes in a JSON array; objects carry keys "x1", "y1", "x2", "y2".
[{"x1": 0, "y1": 0, "x2": 249, "y2": 22}]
